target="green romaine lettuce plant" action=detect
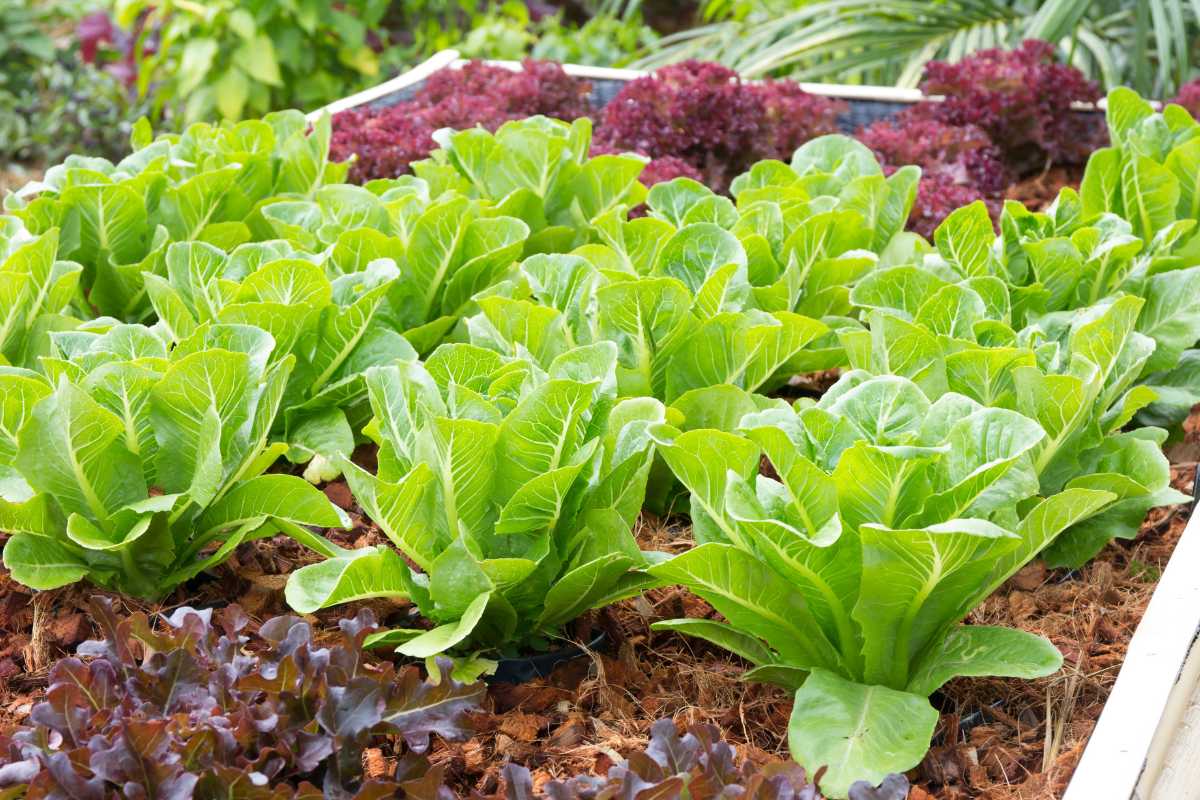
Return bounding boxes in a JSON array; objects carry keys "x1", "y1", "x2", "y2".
[
  {"x1": 860, "y1": 89, "x2": 1200, "y2": 431},
  {"x1": 644, "y1": 296, "x2": 1186, "y2": 795},
  {"x1": 466, "y1": 247, "x2": 828, "y2": 403},
  {"x1": 0, "y1": 111, "x2": 551, "y2": 480},
  {"x1": 0, "y1": 227, "x2": 83, "y2": 369},
  {"x1": 257, "y1": 180, "x2": 531, "y2": 352},
  {"x1": 284, "y1": 342, "x2": 667, "y2": 660},
  {"x1": 140, "y1": 184, "x2": 531, "y2": 477},
  {"x1": 728, "y1": 135, "x2": 920, "y2": 254},
  {"x1": 841, "y1": 285, "x2": 1190, "y2": 567},
  {"x1": 141, "y1": 239, "x2": 415, "y2": 480},
  {"x1": 461, "y1": 140, "x2": 918, "y2": 402},
  {"x1": 645, "y1": 386, "x2": 1099, "y2": 795},
  {"x1": 597, "y1": 140, "x2": 920, "y2": 372},
  {"x1": 1073, "y1": 88, "x2": 1200, "y2": 426},
  {"x1": 4, "y1": 112, "x2": 348, "y2": 320},
  {"x1": 0, "y1": 321, "x2": 348, "y2": 599},
  {"x1": 423, "y1": 115, "x2": 649, "y2": 251},
  {"x1": 461, "y1": 137, "x2": 919, "y2": 400}
]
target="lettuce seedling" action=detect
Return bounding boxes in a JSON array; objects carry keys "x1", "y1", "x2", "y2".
[
  {"x1": 0, "y1": 321, "x2": 348, "y2": 599},
  {"x1": 285, "y1": 342, "x2": 666, "y2": 659}
]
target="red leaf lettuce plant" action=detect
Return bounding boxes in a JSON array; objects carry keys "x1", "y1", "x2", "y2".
[
  {"x1": 596, "y1": 60, "x2": 843, "y2": 191},
  {"x1": 858, "y1": 39, "x2": 1105, "y2": 237},
  {"x1": 919, "y1": 39, "x2": 1103, "y2": 172},
  {"x1": 330, "y1": 59, "x2": 592, "y2": 184},
  {"x1": 501, "y1": 719, "x2": 909, "y2": 800},
  {"x1": 0, "y1": 598, "x2": 484, "y2": 800}
]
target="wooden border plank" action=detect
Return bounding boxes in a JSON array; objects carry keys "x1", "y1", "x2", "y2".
[
  {"x1": 1063, "y1": 503, "x2": 1200, "y2": 799},
  {"x1": 312, "y1": 49, "x2": 1121, "y2": 120},
  {"x1": 306, "y1": 50, "x2": 461, "y2": 120}
]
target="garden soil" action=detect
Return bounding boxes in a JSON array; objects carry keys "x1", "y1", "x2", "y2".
[{"x1": 1, "y1": 410, "x2": 1196, "y2": 800}]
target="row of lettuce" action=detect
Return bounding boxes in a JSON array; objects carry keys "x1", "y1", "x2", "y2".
[
  {"x1": 329, "y1": 46, "x2": 1100, "y2": 238},
  {"x1": 0, "y1": 86, "x2": 1198, "y2": 796}
]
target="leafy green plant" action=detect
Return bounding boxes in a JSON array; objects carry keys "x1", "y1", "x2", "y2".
[
  {"x1": 466, "y1": 244, "x2": 830, "y2": 403},
  {"x1": 0, "y1": 320, "x2": 348, "y2": 600},
  {"x1": 139, "y1": 181, "x2": 530, "y2": 478},
  {"x1": 853, "y1": 88, "x2": 1200, "y2": 434},
  {"x1": 0, "y1": 227, "x2": 83, "y2": 370},
  {"x1": 139, "y1": 239, "x2": 412, "y2": 481},
  {"x1": 422, "y1": 115, "x2": 651, "y2": 251},
  {"x1": 529, "y1": 7, "x2": 660, "y2": 68},
  {"x1": 841, "y1": 283, "x2": 1190, "y2": 567},
  {"x1": 5, "y1": 112, "x2": 349, "y2": 322},
  {"x1": 717, "y1": 136, "x2": 919, "y2": 337},
  {"x1": 1073, "y1": 88, "x2": 1200, "y2": 424},
  {"x1": 421, "y1": 0, "x2": 658, "y2": 67},
  {"x1": 643, "y1": 310, "x2": 1185, "y2": 794},
  {"x1": 959, "y1": 190, "x2": 1200, "y2": 434},
  {"x1": 0, "y1": 1, "x2": 57, "y2": 83},
  {"x1": 285, "y1": 342, "x2": 666, "y2": 661},
  {"x1": 633, "y1": 0, "x2": 1200, "y2": 98},
  {"x1": 3, "y1": 74, "x2": 1198, "y2": 797},
  {"x1": 0, "y1": 598, "x2": 483, "y2": 798},
  {"x1": 4, "y1": 113, "x2": 539, "y2": 474},
  {"x1": 255, "y1": 178, "x2": 529, "y2": 348},
  {"x1": 0, "y1": 2, "x2": 148, "y2": 170},
  {"x1": 4, "y1": 53, "x2": 155, "y2": 170},
  {"x1": 111, "y1": 0, "x2": 394, "y2": 123},
  {"x1": 378, "y1": 0, "x2": 476, "y2": 64},
  {"x1": 843, "y1": 181, "x2": 1199, "y2": 569},
  {"x1": 464, "y1": 138, "x2": 918, "y2": 399}
]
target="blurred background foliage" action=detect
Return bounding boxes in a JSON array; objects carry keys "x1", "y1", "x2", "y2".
[
  {"x1": 636, "y1": 0, "x2": 1200, "y2": 99},
  {"x1": 3, "y1": 0, "x2": 1200, "y2": 182}
]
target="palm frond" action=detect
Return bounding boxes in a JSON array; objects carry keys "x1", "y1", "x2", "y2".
[{"x1": 630, "y1": 0, "x2": 1200, "y2": 97}]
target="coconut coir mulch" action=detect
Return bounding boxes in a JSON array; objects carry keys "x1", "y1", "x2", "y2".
[{"x1": 1, "y1": 413, "x2": 1197, "y2": 799}]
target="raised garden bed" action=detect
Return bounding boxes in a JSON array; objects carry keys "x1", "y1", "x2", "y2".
[
  {"x1": 314, "y1": 49, "x2": 1108, "y2": 136},
  {"x1": 0, "y1": 429, "x2": 1195, "y2": 798},
  {"x1": 1, "y1": 47, "x2": 1199, "y2": 800}
]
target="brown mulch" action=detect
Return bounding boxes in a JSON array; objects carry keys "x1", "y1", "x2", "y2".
[
  {"x1": 1005, "y1": 164, "x2": 1086, "y2": 213},
  {"x1": 0, "y1": 414, "x2": 1197, "y2": 799},
  {"x1": 913, "y1": 464, "x2": 1194, "y2": 800}
]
